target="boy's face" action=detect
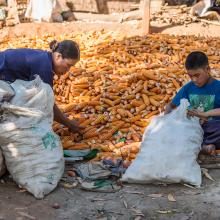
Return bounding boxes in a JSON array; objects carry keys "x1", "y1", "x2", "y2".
[{"x1": 187, "y1": 66, "x2": 210, "y2": 87}]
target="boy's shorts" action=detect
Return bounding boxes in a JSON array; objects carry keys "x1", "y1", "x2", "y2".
[{"x1": 202, "y1": 120, "x2": 220, "y2": 149}]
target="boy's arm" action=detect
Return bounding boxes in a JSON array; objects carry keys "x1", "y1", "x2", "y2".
[
  {"x1": 164, "y1": 83, "x2": 189, "y2": 114},
  {"x1": 164, "y1": 102, "x2": 177, "y2": 114},
  {"x1": 189, "y1": 108, "x2": 220, "y2": 118}
]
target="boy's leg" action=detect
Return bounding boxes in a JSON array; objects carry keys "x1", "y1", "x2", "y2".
[{"x1": 201, "y1": 120, "x2": 220, "y2": 155}]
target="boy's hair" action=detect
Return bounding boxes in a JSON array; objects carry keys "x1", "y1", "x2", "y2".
[{"x1": 185, "y1": 51, "x2": 209, "y2": 70}]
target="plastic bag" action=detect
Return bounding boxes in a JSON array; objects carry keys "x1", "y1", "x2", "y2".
[
  {"x1": 122, "y1": 99, "x2": 203, "y2": 187},
  {"x1": 0, "y1": 77, "x2": 64, "y2": 198}
]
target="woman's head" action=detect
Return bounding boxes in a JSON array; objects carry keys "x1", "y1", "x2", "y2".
[{"x1": 50, "y1": 40, "x2": 80, "y2": 75}]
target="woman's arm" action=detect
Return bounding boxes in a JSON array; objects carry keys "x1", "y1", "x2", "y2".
[{"x1": 53, "y1": 103, "x2": 83, "y2": 134}]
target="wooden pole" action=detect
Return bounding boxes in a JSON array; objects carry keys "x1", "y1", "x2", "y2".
[{"x1": 142, "y1": 0, "x2": 151, "y2": 35}]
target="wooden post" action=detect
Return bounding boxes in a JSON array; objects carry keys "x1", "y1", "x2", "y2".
[
  {"x1": 142, "y1": 0, "x2": 151, "y2": 35},
  {"x1": 6, "y1": 0, "x2": 20, "y2": 25}
]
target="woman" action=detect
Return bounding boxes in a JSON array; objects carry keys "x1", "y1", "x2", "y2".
[{"x1": 0, "y1": 39, "x2": 82, "y2": 133}]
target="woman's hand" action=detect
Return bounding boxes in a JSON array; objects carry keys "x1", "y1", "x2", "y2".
[
  {"x1": 66, "y1": 119, "x2": 84, "y2": 134},
  {"x1": 53, "y1": 104, "x2": 84, "y2": 134}
]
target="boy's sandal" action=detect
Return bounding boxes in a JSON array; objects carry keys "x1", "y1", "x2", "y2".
[{"x1": 201, "y1": 144, "x2": 216, "y2": 155}]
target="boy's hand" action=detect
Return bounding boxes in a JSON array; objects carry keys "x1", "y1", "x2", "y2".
[{"x1": 187, "y1": 109, "x2": 208, "y2": 120}]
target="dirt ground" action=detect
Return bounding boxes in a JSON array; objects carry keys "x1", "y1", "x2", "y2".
[
  {"x1": 1, "y1": 19, "x2": 220, "y2": 220},
  {"x1": 1, "y1": 169, "x2": 220, "y2": 220}
]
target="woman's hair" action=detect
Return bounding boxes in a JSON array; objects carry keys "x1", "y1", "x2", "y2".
[{"x1": 49, "y1": 40, "x2": 80, "y2": 60}]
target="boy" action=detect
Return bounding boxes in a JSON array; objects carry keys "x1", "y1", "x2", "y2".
[{"x1": 165, "y1": 51, "x2": 220, "y2": 155}]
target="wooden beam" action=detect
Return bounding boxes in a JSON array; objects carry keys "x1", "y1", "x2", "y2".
[
  {"x1": 201, "y1": 163, "x2": 220, "y2": 169},
  {"x1": 142, "y1": 0, "x2": 151, "y2": 35}
]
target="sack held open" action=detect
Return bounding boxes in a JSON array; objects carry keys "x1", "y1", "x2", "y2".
[{"x1": 122, "y1": 99, "x2": 203, "y2": 187}]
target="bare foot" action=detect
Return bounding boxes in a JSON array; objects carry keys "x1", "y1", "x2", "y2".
[{"x1": 201, "y1": 144, "x2": 216, "y2": 155}]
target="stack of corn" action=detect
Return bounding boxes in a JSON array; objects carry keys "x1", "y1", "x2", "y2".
[{"x1": 1, "y1": 31, "x2": 220, "y2": 161}]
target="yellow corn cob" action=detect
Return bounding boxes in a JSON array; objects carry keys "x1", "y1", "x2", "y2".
[
  {"x1": 87, "y1": 101, "x2": 100, "y2": 106},
  {"x1": 166, "y1": 88, "x2": 175, "y2": 95},
  {"x1": 141, "y1": 94, "x2": 150, "y2": 106},
  {"x1": 115, "y1": 142, "x2": 125, "y2": 148},
  {"x1": 91, "y1": 114, "x2": 107, "y2": 125},
  {"x1": 121, "y1": 123, "x2": 131, "y2": 128},
  {"x1": 132, "y1": 84, "x2": 143, "y2": 94},
  {"x1": 80, "y1": 118, "x2": 94, "y2": 127},
  {"x1": 163, "y1": 94, "x2": 170, "y2": 102},
  {"x1": 151, "y1": 95, "x2": 164, "y2": 101},
  {"x1": 143, "y1": 81, "x2": 148, "y2": 89},
  {"x1": 74, "y1": 97, "x2": 89, "y2": 103},
  {"x1": 84, "y1": 125, "x2": 96, "y2": 133},
  {"x1": 102, "y1": 98, "x2": 114, "y2": 107},
  {"x1": 130, "y1": 115, "x2": 141, "y2": 123},
  {"x1": 123, "y1": 94, "x2": 135, "y2": 100},
  {"x1": 117, "y1": 109, "x2": 128, "y2": 117},
  {"x1": 61, "y1": 71, "x2": 70, "y2": 80},
  {"x1": 86, "y1": 66, "x2": 97, "y2": 73},
  {"x1": 68, "y1": 94, "x2": 74, "y2": 103},
  {"x1": 120, "y1": 128, "x2": 130, "y2": 133},
  {"x1": 99, "y1": 121, "x2": 125, "y2": 140},
  {"x1": 141, "y1": 70, "x2": 158, "y2": 80},
  {"x1": 149, "y1": 97, "x2": 160, "y2": 107},
  {"x1": 84, "y1": 128, "x2": 98, "y2": 139},
  {"x1": 171, "y1": 79, "x2": 181, "y2": 90},
  {"x1": 72, "y1": 84, "x2": 89, "y2": 89},
  {"x1": 62, "y1": 140, "x2": 75, "y2": 149},
  {"x1": 135, "y1": 120, "x2": 149, "y2": 127},
  {"x1": 71, "y1": 88, "x2": 85, "y2": 95},
  {"x1": 110, "y1": 116, "x2": 121, "y2": 123},
  {"x1": 131, "y1": 124, "x2": 141, "y2": 131},
  {"x1": 142, "y1": 90, "x2": 157, "y2": 96},
  {"x1": 53, "y1": 123, "x2": 61, "y2": 131},
  {"x1": 124, "y1": 104, "x2": 132, "y2": 110},
  {"x1": 94, "y1": 106, "x2": 104, "y2": 112},
  {"x1": 61, "y1": 103, "x2": 76, "y2": 113},
  {"x1": 92, "y1": 94, "x2": 101, "y2": 101},
  {"x1": 131, "y1": 133, "x2": 141, "y2": 142},
  {"x1": 209, "y1": 55, "x2": 220, "y2": 61},
  {"x1": 75, "y1": 102, "x2": 88, "y2": 110},
  {"x1": 126, "y1": 110, "x2": 133, "y2": 118},
  {"x1": 145, "y1": 110, "x2": 159, "y2": 119},
  {"x1": 150, "y1": 87, "x2": 161, "y2": 94},
  {"x1": 113, "y1": 98, "x2": 121, "y2": 105},
  {"x1": 131, "y1": 100, "x2": 144, "y2": 107},
  {"x1": 53, "y1": 83, "x2": 58, "y2": 91},
  {"x1": 108, "y1": 95, "x2": 121, "y2": 101},
  {"x1": 68, "y1": 143, "x2": 90, "y2": 150},
  {"x1": 136, "y1": 104, "x2": 146, "y2": 113},
  {"x1": 116, "y1": 114, "x2": 122, "y2": 119},
  {"x1": 73, "y1": 77, "x2": 89, "y2": 85}
]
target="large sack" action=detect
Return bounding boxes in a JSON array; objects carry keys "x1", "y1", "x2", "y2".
[
  {"x1": 25, "y1": 0, "x2": 63, "y2": 22},
  {"x1": 122, "y1": 99, "x2": 203, "y2": 187},
  {"x1": 0, "y1": 77, "x2": 64, "y2": 198}
]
